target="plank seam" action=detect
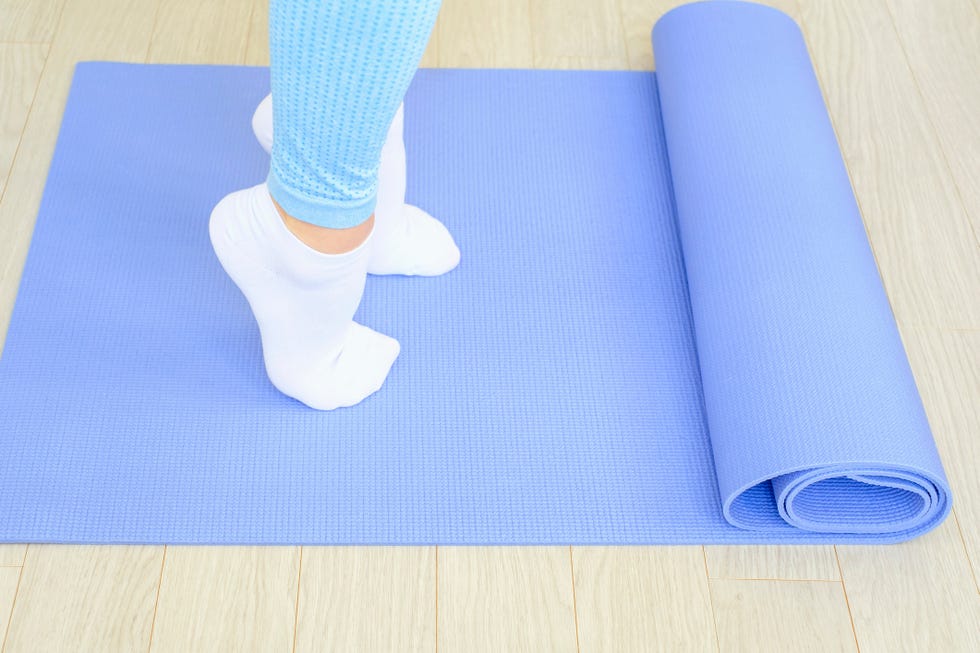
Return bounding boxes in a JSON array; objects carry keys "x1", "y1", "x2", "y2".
[
  {"x1": 291, "y1": 546, "x2": 303, "y2": 653},
  {"x1": 143, "y1": 1, "x2": 166, "y2": 65},
  {"x1": 702, "y1": 547, "x2": 722, "y2": 653},
  {"x1": 834, "y1": 547, "x2": 862, "y2": 653},
  {"x1": 0, "y1": 546, "x2": 27, "y2": 653},
  {"x1": 145, "y1": 545, "x2": 167, "y2": 653},
  {"x1": 0, "y1": 39, "x2": 51, "y2": 210},
  {"x1": 568, "y1": 546, "x2": 580, "y2": 653},
  {"x1": 950, "y1": 510, "x2": 980, "y2": 595}
]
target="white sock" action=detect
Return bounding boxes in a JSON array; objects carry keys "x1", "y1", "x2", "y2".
[
  {"x1": 209, "y1": 183, "x2": 400, "y2": 410},
  {"x1": 252, "y1": 95, "x2": 460, "y2": 276}
]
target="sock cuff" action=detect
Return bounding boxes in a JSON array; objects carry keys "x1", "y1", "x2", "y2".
[{"x1": 254, "y1": 184, "x2": 375, "y2": 269}]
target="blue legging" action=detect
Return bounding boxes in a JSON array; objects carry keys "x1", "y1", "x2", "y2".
[{"x1": 266, "y1": 0, "x2": 441, "y2": 229}]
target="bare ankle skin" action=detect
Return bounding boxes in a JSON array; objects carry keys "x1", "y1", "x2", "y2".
[{"x1": 272, "y1": 198, "x2": 374, "y2": 255}]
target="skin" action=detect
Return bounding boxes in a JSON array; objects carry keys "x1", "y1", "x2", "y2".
[{"x1": 273, "y1": 197, "x2": 374, "y2": 255}]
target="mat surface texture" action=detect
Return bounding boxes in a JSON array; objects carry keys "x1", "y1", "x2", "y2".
[{"x1": 0, "y1": 3, "x2": 950, "y2": 544}]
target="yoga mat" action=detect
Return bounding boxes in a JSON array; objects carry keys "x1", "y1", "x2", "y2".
[{"x1": 0, "y1": 2, "x2": 950, "y2": 544}]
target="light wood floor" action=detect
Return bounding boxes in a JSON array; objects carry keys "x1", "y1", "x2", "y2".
[{"x1": 0, "y1": 0, "x2": 978, "y2": 650}]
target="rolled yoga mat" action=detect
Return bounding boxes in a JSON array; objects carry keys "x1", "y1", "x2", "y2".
[{"x1": 0, "y1": 2, "x2": 951, "y2": 544}]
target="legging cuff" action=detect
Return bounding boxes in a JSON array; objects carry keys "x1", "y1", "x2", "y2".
[{"x1": 266, "y1": 168, "x2": 376, "y2": 229}]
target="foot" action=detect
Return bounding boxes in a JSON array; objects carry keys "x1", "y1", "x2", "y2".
[
  {"x1": 252, "y1": 94, "x2": 460, "y2": 276},
  {"x1": 367, "y1": 204, "x2": 461, "y2": 276},
  {"x1": 209, "y1": 183, "x2": 400, "y2": 410}
]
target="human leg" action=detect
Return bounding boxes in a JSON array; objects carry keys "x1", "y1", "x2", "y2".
[{"x1": 210, "y1": 0, "x2": 442, "y2": 409}]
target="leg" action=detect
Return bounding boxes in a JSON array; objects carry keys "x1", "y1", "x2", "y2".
[
  {"x1": 251, "y1": 95, "x2": 460, "y2": 275},
  {"x1": 209, "y1": 0, "x2": 442, "y2": 410}
]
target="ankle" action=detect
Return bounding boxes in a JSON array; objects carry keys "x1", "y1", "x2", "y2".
[{"x1": 272, "y1": 198, "x2": 374, "y2": 255}]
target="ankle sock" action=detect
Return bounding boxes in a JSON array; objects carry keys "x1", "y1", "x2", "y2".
[
  {"x1": 252, "y1": 95, "x2": 460, "y2": 276},
  {"x1": 209, "y1": 182, "x2": 400, "y2": 410}
]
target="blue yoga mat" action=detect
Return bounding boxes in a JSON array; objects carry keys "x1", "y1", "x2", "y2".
[{"x1": 0, "y1": 2, "x2": 950, "y2": 544}]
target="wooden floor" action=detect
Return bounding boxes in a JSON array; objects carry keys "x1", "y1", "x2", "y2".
[{"x1": 0, "y1": 0, "x2": 978, "y2": 650}]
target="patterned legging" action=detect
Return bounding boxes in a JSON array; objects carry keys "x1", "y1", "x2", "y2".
[{"x1": 266, "y1": 0, "x2": 442, "y2": 228}]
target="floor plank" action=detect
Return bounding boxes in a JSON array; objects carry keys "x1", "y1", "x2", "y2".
[
  {"x1": 294, "y1": 547, "x2": 435, "y2": 653},
  {"x1": 530, "y1": 0, "x2": 628, "y2": 69},
  {"x1": 0, "y1": 43, "x2": 47, "y2": 201},
  {"x1": 836, "y1": 521, "x2": 980, "y2": 653},
  {"x1": 244, "y1": 0, "x2": 268, "y2": 67},
  {"x1": 797, "y1": 0, "x2": 980, "y2": 329},
  {"x1": 0, "y1": 566, "x2": 21, "y2": 650},
  {"x1": 146, "y1": 0, "x2": 253, "y2": 65},
  {"x1": 3, "y1": 545, "x2": 161, "y2": 652},
  {"x1": 573, "y1": 546, "x2": 716, "y2": 652},
  {"x1": 437, "y1": 0, "x2": 533, "y2": 68},
  {"x1": 704, "y1": 546, "x2": 839, "y2": 581},
  {"x1": 438, "y1": 547, "x2": 577, "y2": 652},
  {"x1": 0, "y1": 546, "x2": 25, "y2": 568},
  {"x1": 903, "y1": 327, "x2": 980, "y2": 589},
  {"x1": 149, "y1": 546, "x2": 299, "y2": 653},
  {"x1": 0, "y1": 0, "x2": 66, "y2": 43},
  {"x1": 886, "y1": 0, "x2": 980, "y2": 241},
  {"x1": 710, "y1": 578, "x2": 856, "y2": 652}
]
